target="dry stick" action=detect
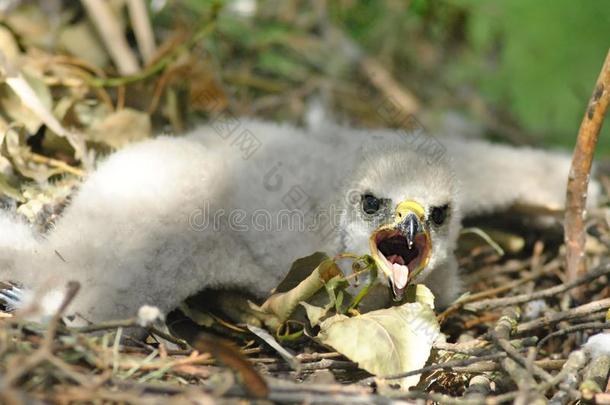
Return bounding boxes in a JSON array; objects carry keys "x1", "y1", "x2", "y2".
[
  {"x1": 595, "y1": 393, "x2": 610, "y2": 405},
  {"x1": 565, "y1": 49, "x2": 610, "y2": 295},
  {"x1": 149, "y1": 326, "x2": 189, "y2": 349},
  {"x1": 70, "y1": 318, "x2": 139, "y2": 334},
  {"x1": 498, "y1": 351, "x2": 589, "y2": 403},
  {"x1": 439, "y1": 260, "x2": 559, "y2": 321},
  {"x1": 517, "y1": 298, "x2": 610, "y2": 335},
  {"x1": 490, "y1": 308, "x2": 545, "y2": 403},
  {"x1": 465, "y1": 375, "x2": 492, "y2": 398},
  {"x1": 454, "y1": 359, "x2": 565, "y2": 374},
  {"x1": 80, "y1": 0, "x2": 140, "y2": 75},
  {"x1": 28, "y1": 152, "x2": 86, "y2": 177},
  {"x1": 126, "y1": 0, "x2": 156, "y2": 63},
  {"x1": 359, "y1": 338, "x2": 542, "y2": 385},
  {"x1": 536, "y1": 321, "x2": 609, "y2": 349},
  {"x1": 359, "y1": 57, "x2": 420, "y2": 115},
  {"x1": 329, "y1": 26, "x2": 421, "y2": 116},
  {"x1": 90, "y1": 22, "x2": 216, "y2": 88},
  {"x1": 401, "y1": 363, "x2": 573, "y2": 405},
  {"x1": 434, "y1": 336, "x2": 538, "y2": 356},
  {"x1": 549, "y1": 350, "x2": 588, "y2": 404},
  {"x1": 465, "y1": 262, "x2": 610, "y2": 311},
  {"x1": 358, "y1": 352, "x2": 508, "y2": 386},
  {"x1": 580, "y1": 354, "x2": 610, "y2": 401},
  {"x1": 3, "y1": 281, "x2": 80, "y2": 387}
]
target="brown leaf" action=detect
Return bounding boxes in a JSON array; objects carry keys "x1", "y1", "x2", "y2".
[
  {"x1": 58, "y1": 22, "x2": 109, "y2": 68},
  {"x1": 86, "y1": 108, "x2": 151, "y2": 149},
  {"x1": 194, "y1": 334, "x2": 269, "y2": 399},
  {"x1": 261, "y1": 256, "x2": 342, "y2": 323}
]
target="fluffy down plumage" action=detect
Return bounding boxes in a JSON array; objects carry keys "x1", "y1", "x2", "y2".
[{"x1": 0, "y1": 120, "x2": 598, "y2": 323}]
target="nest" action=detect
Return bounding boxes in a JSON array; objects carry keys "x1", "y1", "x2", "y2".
[{"x1": 0, "y1": 1, "x2": 609, "y2": 403}]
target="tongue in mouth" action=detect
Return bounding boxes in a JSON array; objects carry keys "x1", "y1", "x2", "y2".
[
  {"x1": 387, "y1": 255, "x2": 409, "y2": 291},
  {"x1": 372, "y1": 230, "x2": 429, "y2": 298}
]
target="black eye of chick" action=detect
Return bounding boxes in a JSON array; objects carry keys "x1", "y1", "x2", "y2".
[
  {"x1": 430, "y1": 204, "x2": 449, "y2": 225},
  {"x1": 362, "y1": 194, "x2": 380, "y2": 214}
]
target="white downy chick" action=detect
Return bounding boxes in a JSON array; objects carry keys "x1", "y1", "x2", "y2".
[{"x1": 0, "y1": 120, "x2": 599, "y2": 323}]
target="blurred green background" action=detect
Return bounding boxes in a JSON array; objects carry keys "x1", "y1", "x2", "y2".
[
  {"x1": 1, "y1": 0, "x2": 608, "y2": 159},
  {"x1": 157, "y1": 0, "x2": 610, "y2": 154}
]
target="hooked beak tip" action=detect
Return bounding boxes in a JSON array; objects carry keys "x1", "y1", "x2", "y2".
[{"x1": 397, "y1": 212, "x2": 420, "y2": 248}]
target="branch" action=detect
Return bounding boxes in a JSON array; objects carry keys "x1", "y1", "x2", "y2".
[
  {"x1": 565, "y1": 49, "x2": 610, "y2": 291},
  {"x1": 81, "y1": 0, "x2": 140, "y2": 75},
  {"x1": 126, "y1": 0, "x2": 156, "y2": 63}
]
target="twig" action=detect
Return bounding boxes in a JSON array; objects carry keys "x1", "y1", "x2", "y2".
[
  {"x1": 295, "y1": 352, "x2": 342, "y2": 362},
  {"x1": 439, "y1": 260, "x2": 559, "y2": 321},
  {"x1": 329, "y1": 26, "x2": 421, "y2": 116},
  {"x1": 149, "y1": 326, "x2": 188, "y2": 349},
  {"x1": 297, "y1": 359, "x2": 357, "y2": 371},
  {"x1": 489, "y1": 307, "x2": 544, "y2": 403},
  {"x1": 517, "y1": 299, "x2": 610, "y2": 334},
  {"x1": 595, "y1": 393, "x2": 610, "y2": 404},
  {"x1": 580, "y1": 354, "x2": 610, "y2": 401},
  {"x1": 453, "y1": 358, "x2": 565, "y2": 374},
  {"x1": 465, "y1": 262, "x2": 610, "y2": 311},
  {"x1": 434, "y1": 336, "x2": 538, "y2": 356},
  {"x1": 126, "y1": 0, "x2": 156, "y2": 64},
  {"x1": 89, "y1": 22, "x2": 216, "y2": 87},
  {"x1": 461, "y1": 227, "x2": 505, "y2": 256},
  {"x1": 536, "y1": 321, "x2": 609, "y2": 349},
  {"x1": 359, "y1": 352, "x2": 508, "y2": 385},
  {"x1": 247, "y1": 324, "x2": 300, "y2": 371},
  {"x1": 359, "y1": 56, "x2": 421, "y2": 115},
  {"x1": 80, "y1": 0, "x2": 140, "y2": 75},
  {"x1": 549, "y1": 350, "x2": 588, "y2": 404},
  {"x1": 70, "y1": 318, "x2": 139, "y2": 334},
  {"x1": 28, "y1": 152, "x2": 85, "y2": 177},
  {"x1": 3, "y1": 282, "x2": 80, "y2": 387},
  {"x1": 465, "y1": 375, "x2": 492, "y2": 398},
  {"x1": 490, "y1": 308, "x2": 553, "y2": 384},
  {"x1": 565, "y1": 49, "x2": 610, "y2": 292}
]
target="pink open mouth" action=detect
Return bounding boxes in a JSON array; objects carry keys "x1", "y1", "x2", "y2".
[{"x1": 371, "y1": 229, "x2": 431, "y2": 298}]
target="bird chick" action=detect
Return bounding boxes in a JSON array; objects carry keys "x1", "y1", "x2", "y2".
[{"x1": 0, "y1": 120, "x2": 598, "y2": 323}]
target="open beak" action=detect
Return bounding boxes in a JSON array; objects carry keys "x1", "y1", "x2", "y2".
[{"x1": 369, "y1": 201, "x2": 432, "y2": 300}]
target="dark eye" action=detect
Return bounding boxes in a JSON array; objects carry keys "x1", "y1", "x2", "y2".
[
  {"x1": 431, "y1": 204, "x2": 449, "y2": 225},
  {"x1": 362, "y1": 194, "x2": 380, "y2": 214}
]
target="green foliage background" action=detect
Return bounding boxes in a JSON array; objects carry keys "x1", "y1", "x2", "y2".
[
  {"x1": 329, "y1": 0, "x2": 610, "y2": 153},
  {"x1": 454, "y1": 0, "x2": 610, "y2": 153}
]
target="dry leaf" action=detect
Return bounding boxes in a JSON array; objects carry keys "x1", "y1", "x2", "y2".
[
  {"x1": 316, "y1": 286, "x2": 440, "y2": 390},
  {"x1": 300, "y1": 301, "x2": 330, "y2": 327},
  {"x1": 0, "y1": 71, "x2": 51, "y2": 134},
  {"x1": 0, "y1": 25, "x2": 20, "y2": 61},
  {"x1": 261, "y1": 256, "x2": 342, "y2": 323},
  {"x1": 194, "y1": 334, "x2": 269, "y2": 399},
  {"x1": 4, "y1": 5, "x2": 53, "y2": 49},
  {"x1": 86, "y1": 108, "x2": 151, "y2": 149},
  {"x1": 59, "y1": 22, "x2": 109, "y2": 68}
]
